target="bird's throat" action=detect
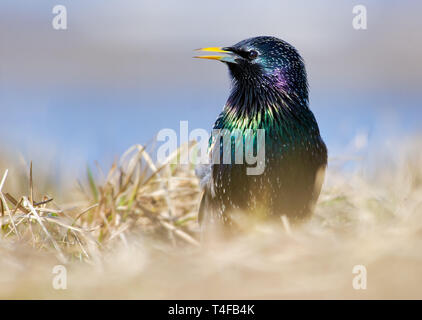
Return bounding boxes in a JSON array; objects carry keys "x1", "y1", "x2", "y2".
[{"x1": 217, "y1": 81, "x2": 311, "y2": 133}]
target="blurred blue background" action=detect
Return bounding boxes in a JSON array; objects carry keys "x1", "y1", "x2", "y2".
[{"x1": 1, "y1": 0, "x2": 421, "y2": 175}]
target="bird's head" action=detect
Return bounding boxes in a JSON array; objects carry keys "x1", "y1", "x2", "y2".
[{"x1": 195, "y1": 36, "x2": 308, "y2": 99}]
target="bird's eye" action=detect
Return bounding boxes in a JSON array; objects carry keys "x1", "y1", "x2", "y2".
[{"x1": 248, "y1": 50, "x2": 258, "y2": 59}]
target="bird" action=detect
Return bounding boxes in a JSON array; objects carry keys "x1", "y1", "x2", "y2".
[{"x1": 194, "y1": 36, "x2": 327, "y2": 236}]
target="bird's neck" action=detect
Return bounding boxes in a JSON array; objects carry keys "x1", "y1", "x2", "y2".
[{"x1": 217, "y1": 79, "x2": 315, "y2": 133}]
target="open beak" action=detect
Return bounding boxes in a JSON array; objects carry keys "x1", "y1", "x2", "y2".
[{"x1": 194, "y1": 47, "x2": 237, "y2": 63}]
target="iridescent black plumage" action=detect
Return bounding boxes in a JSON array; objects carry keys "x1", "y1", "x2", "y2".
[{"x1": 196, "y1": 36, "x2": 327, "y2": 232}]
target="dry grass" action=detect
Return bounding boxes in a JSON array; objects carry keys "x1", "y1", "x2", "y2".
[{"x1": 0, "y1": 138, "x2": 421, "y2": 299}]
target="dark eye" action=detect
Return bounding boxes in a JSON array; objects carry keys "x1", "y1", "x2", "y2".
[{"x1": 248, "y1": 50, "x2": 258, "y2": 59}]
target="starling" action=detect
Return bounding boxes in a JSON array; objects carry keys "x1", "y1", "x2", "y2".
[{"x1": 195, "y1": 36, "x2": 327, "y2": 234}]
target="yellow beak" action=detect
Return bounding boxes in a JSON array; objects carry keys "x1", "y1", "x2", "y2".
[{"x1": 194, "y1": 47, "x2": 233, "y2": 61}]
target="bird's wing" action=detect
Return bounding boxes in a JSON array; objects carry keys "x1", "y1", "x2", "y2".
[{"x1": 195, "y1": 163, "x2": 213, "y2": 225}]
